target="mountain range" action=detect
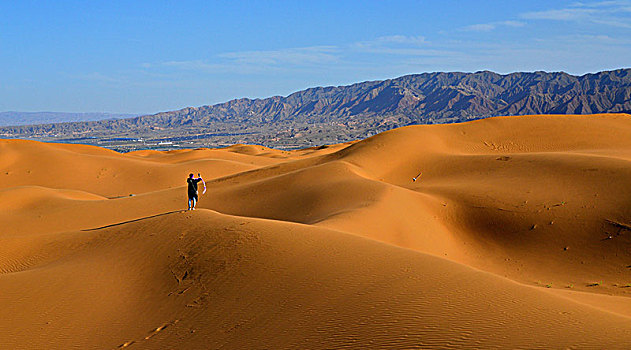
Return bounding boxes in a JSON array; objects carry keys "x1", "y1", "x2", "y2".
[{"x1": 2, "y1": 69, "x2": 630, "y2": 150}]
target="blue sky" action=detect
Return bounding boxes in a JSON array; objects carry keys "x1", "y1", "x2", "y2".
[{"x1": 1, "y1": 0, "x2": 630, "y2": 114}]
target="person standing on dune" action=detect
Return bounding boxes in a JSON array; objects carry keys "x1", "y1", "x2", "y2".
[{"x1": 187, "y1": 173, "x2": 206, "y2": 210}]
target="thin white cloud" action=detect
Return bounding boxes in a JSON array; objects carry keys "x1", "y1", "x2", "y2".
[
  {"x1": 461, "y1": 20, "x2": 526, "y2": 32},
  {"x1": 77, "y1": 72, "x2": 123, "y2": 84},
  {"x1": 463, "y1": 23, "x2": 496, "y2": 32},
  {"x1": 501, "y1": 20, "x2": 527, "y2": 27},
  {"x1": 142, "y1": 60, "x2": 254, "y2": 75},
  {"x1": 354, "y1": 35, "x2": 428, "y2": 49},
  {"x1": 545, "y1": 33, "x2": 631, "y2": 45},
  {"x1": 571, "y1": 1, "x2": 631, "y2": 8},
  {"x1": 521, "y1": 8, "x2": 597, "y2": 20},
  {"x1": 219, "y1": 46, "x2": 339, "y2": 66},
  {"x1": 521, "y1": 1, "x2": 631, "y2": 27},
  {"x1": 351, "y1": 34, "x2": 441, "y2": 57},
  {"x1": 141, "y1": 46, "x2": 340, "y2": 76},
  {"x1": 356, "y1": 47, "x2": 457, "y2": 56},
  {"x1": 161, "y1": 60, "x2": 221, "y2": 70},
  {"x1": 590, "y1": 18, "x2": 631, "y2": 28},
  {"x1": 372, "y1": 35, "x2": 427, "y2": 45},
  {"x1": 144, "y1": 35, "x2": 436, "y2": 76}
]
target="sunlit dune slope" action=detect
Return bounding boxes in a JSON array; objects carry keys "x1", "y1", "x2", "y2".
[
  {"x1": 0, "y1": 140, "x2": 287, "y2": 197},
  {"x1": 2, "y1": 210, "x2": 631, "y2": 349},
  {"x1": 3, "y1": 113, "x2": 631, "y2": 349}
]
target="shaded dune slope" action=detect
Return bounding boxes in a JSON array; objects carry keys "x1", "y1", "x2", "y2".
[{"x1": 2, "y1": 114, "x2": 631, "y2": 348}]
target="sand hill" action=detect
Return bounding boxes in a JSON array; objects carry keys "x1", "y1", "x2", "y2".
[{"x1": 2, "y1": 114, "x2": 631, "y2": 349}]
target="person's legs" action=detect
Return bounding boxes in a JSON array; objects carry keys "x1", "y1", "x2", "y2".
[
  {"x1": 191, "y1": 195, "x2": 198, "y2": 210},
  {"x1": 188, "y1": 197, "x2": 193, "y2": 210}
]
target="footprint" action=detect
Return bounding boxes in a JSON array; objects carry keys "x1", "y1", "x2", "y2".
[
  {"x1": 144, "y1": 320, "x2": 179, "y2": 340},
  {"x1": 115, "y1": 320, "x2": 179, "y2": 348},
  {"x1": 118, "y1": 340, "x2": 135, "y2": 348}
]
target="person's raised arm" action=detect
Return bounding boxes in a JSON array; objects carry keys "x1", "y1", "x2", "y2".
[{"x1": 198, "y1": 173, "x2": 207, "y2": 194}]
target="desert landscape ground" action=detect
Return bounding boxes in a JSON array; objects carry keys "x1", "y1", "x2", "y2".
[{"x1": 3, "y1": 114, "x2": 631, "y2": 349}]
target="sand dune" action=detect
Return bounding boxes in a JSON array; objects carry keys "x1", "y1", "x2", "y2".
[{"x1": 2, "y1": 114, "x2": 631, "y2": 349}]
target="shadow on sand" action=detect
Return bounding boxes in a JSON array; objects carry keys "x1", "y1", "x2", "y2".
[{"x1": 81, "y1": 210, "x2": 185, "y2": 231}]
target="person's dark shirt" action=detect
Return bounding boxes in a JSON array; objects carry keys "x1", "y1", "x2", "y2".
[{"x1": 187, "y1": 177, "x2": 201, "y2": 195}]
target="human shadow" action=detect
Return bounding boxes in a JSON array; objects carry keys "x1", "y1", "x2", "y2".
[{"x1": 81, "y1": 210, "x2": 183, "y2": 231}]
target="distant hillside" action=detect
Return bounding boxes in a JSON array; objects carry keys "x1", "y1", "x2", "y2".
[
  {"x1": 0, "y1": 111, "x2": 137, "y2": 127},
  {"x1": 2, "y1": 69, "x2": 630, "y2": 150},
  {"x1": 137, "y1": 68, "x2": 631, "y2": 125}
]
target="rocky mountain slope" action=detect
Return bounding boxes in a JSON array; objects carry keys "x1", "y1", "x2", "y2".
[{"x1": 2, "y1": 69, "x2": 630, "y2": 150}]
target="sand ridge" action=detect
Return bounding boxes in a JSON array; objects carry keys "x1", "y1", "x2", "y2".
[{"x1": 2, "y1": 114, "x2": 631, "y2": 349}]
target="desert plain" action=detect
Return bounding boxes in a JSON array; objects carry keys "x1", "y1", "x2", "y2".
[{"x1": 2, "y1": 114, "x2": 631, "y2": 349}]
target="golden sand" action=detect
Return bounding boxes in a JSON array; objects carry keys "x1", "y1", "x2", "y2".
[{"x1": 2, "y1": 114, "x2": 631, "y2": 349}]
